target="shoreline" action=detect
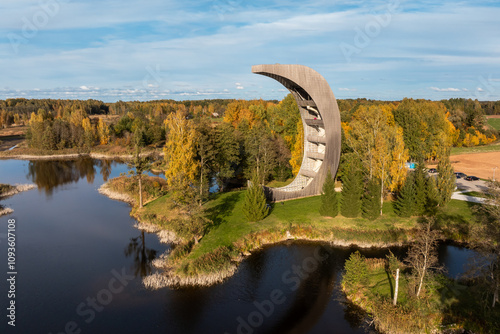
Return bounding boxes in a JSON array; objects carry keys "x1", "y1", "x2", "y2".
[
  {"x1": 143, "y1": 235, "x2": 408, "y2": 290},
  {"x1": 0, "y1": 151, "x2": 162, "y2": 161},
  {"x1": 97, "y1": 179, "x2": 475, "y2": 290},
  {"x1": 97, "y1": 182, "x2": 412, "y2": 288},
  {"x1": 0, "y1": 184, "x2": 37, "y2": 217}
]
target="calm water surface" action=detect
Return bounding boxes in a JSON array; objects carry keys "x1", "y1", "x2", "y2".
[{"x1": 0, "y1": 158, "x2": 475, "y2": 334}]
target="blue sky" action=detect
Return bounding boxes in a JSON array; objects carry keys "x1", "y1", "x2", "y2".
[{"x1": 1, "y1": 0, "x2": 499, "y2": 102}]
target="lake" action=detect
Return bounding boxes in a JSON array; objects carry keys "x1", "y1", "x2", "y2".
[{"x1": 0, "y1": 158, "x2": 476, "y2": 334}]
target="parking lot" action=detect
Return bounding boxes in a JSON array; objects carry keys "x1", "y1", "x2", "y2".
[{"x1": 455, "y1": 177, "x2": 488, "y2": 193}]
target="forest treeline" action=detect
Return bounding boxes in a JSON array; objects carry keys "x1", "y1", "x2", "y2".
[{"x1": 1, "y1": 96, "x2": 499, "y2": 198}]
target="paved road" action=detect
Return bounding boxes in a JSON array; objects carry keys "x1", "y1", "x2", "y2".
[
  {"x1": 451, "y1": 191, "x2": 486, "y2": 204},
  {"x1": 455, "y1": 177, "x2": 489, "y2": 193}
]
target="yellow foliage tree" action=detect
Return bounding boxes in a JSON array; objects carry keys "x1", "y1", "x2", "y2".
[
  {"x1": 97, "y1": 118, "x2": 110, "y2": 145},
  {"x1": 164, "y1": 110, "x2": 199, "y2": 203},
  {"x1": 81, "y1": 117, "x2": 95, "y2": 148},
  {"x1": 347, "y1": 104, "x2": 408, "y2": 213},
  {"x1": 290, "y1": 119, "x2": 303, "y2": 176},
  {"x1": 388, "y1": 127, "x2": 409, "y2": 192}
]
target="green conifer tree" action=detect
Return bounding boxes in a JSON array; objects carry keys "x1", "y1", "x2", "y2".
[
  {"x1": 341, "y1": 157, "x2": 363, "y2": 217},
  {"x1": 394, "y1": 172, "x2": 416, "y2": 217},
  {"x1": 319, "y1": 169, "x2": 338, "y2": 217},
  {"x1": 242, "y1": 175, "x2": 269, "y2": 222},
  {"x1": 425, "y1": 176, "x2": 439, "y2": 216},
  {"x1": 362, "y1": 178, "x2": 381, "y2": 220},
  {"x1": 414, "y1": 161, "x2": 428, "y2": 215},
  {"x1": 436, "y1": 147, "x2": 455, "y2": 206}
]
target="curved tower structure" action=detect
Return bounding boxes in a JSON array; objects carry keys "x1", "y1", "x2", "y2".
[{"x1": 252, "y1": 64, "x2": 341, "y2": 201}]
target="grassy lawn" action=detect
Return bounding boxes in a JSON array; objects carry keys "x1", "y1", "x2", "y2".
[
  {"x1": 459, "y1": 191, "x2": 488, "y2": 198},
  {"x1": 487, "y1": 117, "x2": 500, "y2": 130},
  {"x1": 183, "y1": 193, "x2": 473, "y2": 261},
  {"x1": 451, "y1": 141, "x2": 500, "y2": 155}
]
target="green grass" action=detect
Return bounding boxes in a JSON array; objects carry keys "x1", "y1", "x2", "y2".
[
  {"x1": 359, "y1": 262, "x2": 500, "y2": 333},
  {"x1": 138, "y1": 189, "x2": 477, "y2": 263},
  {"x1": 487, "y1": 117, "x2": 500, "y2": 130},
  {"x1": 459, "y1": 191, "x2": 488, "y2": 198},
  {"x1": 451, "y1": 141, "x2": 500, "y2": 155},
  {"x1": 189, "y1": 193, "x2": 418, "y2": 259}
]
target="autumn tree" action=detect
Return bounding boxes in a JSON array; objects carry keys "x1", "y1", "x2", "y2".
[
  {"x1": 289, "y1": 119, "x2": 304, "y2": 176},
  {"x1": 243, "y1": 125, "x2": 277, "y2": 184},
  {"x1": 436, "y1": 147, "x2": 455, "y2": 206},
  {"x1": 82, "y1": 117, "x2": 96, "y2": 149},
  {"x1": 319, "y1": 169, "x2": 338, "y2": 217},
  {"x1": 393, "y1": 98, "x2": 457, "y2": 160},
  {"x1": 405, "y1": 217, "x2": 441, "y2": 298},
  {"x1": 97, "y1": 118, "x2": 110, "y2": 145},
  {"x1": 164, "y1": 109, "x2": 199, "y2": 204},
  {"x1": 345, "y1": 104, "x2": 407, "y2": 214},
  {"x1": 213, "y1": 123, "x2": 240, "y2": 191}
]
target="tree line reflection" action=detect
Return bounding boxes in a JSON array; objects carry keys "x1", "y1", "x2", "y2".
[{"x1": 27, "y1": 158, "x2": 117, "y2": 195}]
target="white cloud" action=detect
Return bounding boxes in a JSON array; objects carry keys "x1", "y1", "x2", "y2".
[
  {"x1": 236, "y1": 86, "x2": 244, "y2": 90},
  {"x1": 477, "y1": 87, "x2": 484, "y2": 91},
  {"x1": 430, "y1": 87, "x2": 461, "y2": 92},
  {"x1": 339, "y1": 88, "x2": 357, "y2": 91}
]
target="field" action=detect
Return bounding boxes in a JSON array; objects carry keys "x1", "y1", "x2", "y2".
[
  {"x1": 0, "y1": 125, "x2": 27, "y2": 151},
  {"x1": 487, "y1": 115, "x2": 500, "y2": 130},
  {"x1": 449, "y1": 151, "x2": 500, "y2": 179}
]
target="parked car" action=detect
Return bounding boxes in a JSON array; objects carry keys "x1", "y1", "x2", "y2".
[
  {"x1": 465, "y1": 176, "x2": 479, "y2": 181},
  {"x1": 455, "y1": 172, "x2": 467, "y2": 179},
  {"x1": 428, "y1": 168, "x2": 437, "y2": 173}
]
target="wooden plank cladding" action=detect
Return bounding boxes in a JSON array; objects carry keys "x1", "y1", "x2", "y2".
[{"x1": 252, "y1": 64, "x2": 341, "y2": 202}]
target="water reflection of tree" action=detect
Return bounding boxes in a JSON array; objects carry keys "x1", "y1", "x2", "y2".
[
  {"x1": 124, "y1": 231, "x2": 158, "y2": 278},
  {"x1": 27, "y1": 158, "x2": 96, "y2": 195},
  {"x1": 96, "y1": 159, "x2": 112, "y2": 182}
]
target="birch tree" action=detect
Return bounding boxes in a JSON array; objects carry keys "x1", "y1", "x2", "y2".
[
  {"x1": 405, "y1": 217, "x2": 441, "y2": 298},
  {"x1": 164, "y1": 110, "x2": 199, "y2": 204}
]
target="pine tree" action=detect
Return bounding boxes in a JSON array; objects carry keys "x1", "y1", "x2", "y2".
[
  {"x1": 341, "y1": 157, "x2": 363, "y2": 218},
  {"x1": 394, "y1": 172, "x2": 416, "y2": 217},
  {"x1": 362, "y1": 178, "x2": 381, "y2": 220},
  {"x1": 242, "y1": 175, "x2": 269, "y2": 222},
  {"x1": 319, "y1": 169, "x2": 338, "y2": 217},
  {"x1": 425, "y1": 176, "x2": 439, "y2": 216},
  {"x1": 436, "y1": 147, "x2": 455, "y2": 206},
  {"x1": 414, "y1": 161, "x2": 428, "y2": 215}
]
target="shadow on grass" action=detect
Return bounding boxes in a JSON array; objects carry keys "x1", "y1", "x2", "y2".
[
  {"x1": 205, "y1": 192, "x2": 241, "y2": 230},
  {"x1": 433, "y1": 212, "x2": 472, "y2": 241}
]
